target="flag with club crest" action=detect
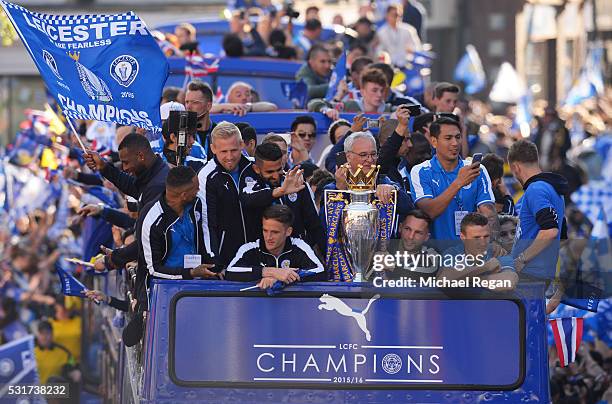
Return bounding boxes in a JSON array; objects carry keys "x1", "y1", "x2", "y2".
[
  {"x1": 0, "y1": 336, "x2": 39, "y2": 400},
  {"x1": 0, "y1": 0, "x2": 169, "y2": 133}
]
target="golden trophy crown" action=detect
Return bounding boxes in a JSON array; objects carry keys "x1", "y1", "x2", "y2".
[
  {"x1": 67, "y1": 51, "x2": 80, "y2": 62},
  {"x1": 344, "y1": 164, "x2": 380, "y2": 191}
]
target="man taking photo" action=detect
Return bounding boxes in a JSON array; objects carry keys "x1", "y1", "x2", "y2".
[{"x1": 410, "y1": 117, "x2": 498, "y2": 240}]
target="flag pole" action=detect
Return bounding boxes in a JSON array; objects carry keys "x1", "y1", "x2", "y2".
[
  {"x1": 239, "y1": 284, "x2": 260, "y2": 291},
  {"x1": 64, "y1": 115, "x2": 87, "y2": 152}
]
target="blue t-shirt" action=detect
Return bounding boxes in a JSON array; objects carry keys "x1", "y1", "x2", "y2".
[
  {"x1": 164, "y1": 203, "x2": 197, "y2": 268},
  {"x1": 512, "y1": 180, "x2": 564, "y2": 279},
  {"x1": 410, "y1": 156, "x2": 495, "y2": 240},
  {"x1": 229, "y1": 167, "x2": 240, "y2": 188}
]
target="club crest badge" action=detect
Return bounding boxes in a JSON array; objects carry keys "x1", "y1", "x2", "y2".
[
  {"x1": 288, "y1": 192, "x2": 298, "y2": 202},
  {"x1": 110, "y1": 55, "x2": 139, "y2": 88},
  {"x1": 43, "y1": 50, "x2": 62, "y2": 80},
  {"x1": 280, "y1": 260, "x2": 291, "y2": 268},
  {"x1": 0, "y1": 358, "x2": 15, "y2": 377}
]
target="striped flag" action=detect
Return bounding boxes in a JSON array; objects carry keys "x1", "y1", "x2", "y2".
[
  {"x1": 184, "y1": 55, "x2": 219, "y2": 79},
  {"x1": 215, "y1": 85, "x2": 224, "y2": 103},
  {"x1": 549, "y1": 317, "x2": 584, "y2": 367}
]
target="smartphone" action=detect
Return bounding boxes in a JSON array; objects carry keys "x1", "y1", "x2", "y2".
[
  {"x1": 366, "y1": 118, "x2": 380, "y2": 129},
  {"x1": 472, "y1": 153, "x2": 483, "y2": 165},
  {"x1": 400, "y1": 103, "x2": 422, "y2": 116},
  {"x1": 336, "y1": 151, "x2": 347, "y2": 166}
]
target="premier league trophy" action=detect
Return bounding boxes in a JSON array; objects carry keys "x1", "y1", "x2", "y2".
[{"x1": 324, "y1": 165, "x2": 397, "y2": 282}]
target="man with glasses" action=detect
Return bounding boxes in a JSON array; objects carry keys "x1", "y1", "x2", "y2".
[
  {"x1": 321, "y1": 131, "x2": 412, "y2": 281},
  {"x1": 324, "y1": 131, "x2": 413, "y2": 216},
  {"x1": 289, "y1": 115, "x2": 317, "y2": 166},
  {"x1": 185, "y1": 80, "x2": 217, "y2": 160}
]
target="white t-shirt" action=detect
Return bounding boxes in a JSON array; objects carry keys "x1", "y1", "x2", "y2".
[{"x1": 376, "y1": 22, "x2": 422, "y2": 68}]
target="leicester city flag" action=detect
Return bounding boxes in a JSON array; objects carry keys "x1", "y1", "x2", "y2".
[
  {"x1": 0, "y1": 335, "x2": 39, "y2": 400},
  {"x1": 55, "y1": 265, "x2": 88, "y2": 297},
  {"x1": 0, "y1": 1, "x2": 168, "y2": 133},
  {"x1": 280, "y1": 80, "x2": 307, "y2": 109},
  {"x1": 325, "y1": 51, "x2": 347, "y2": 102}
]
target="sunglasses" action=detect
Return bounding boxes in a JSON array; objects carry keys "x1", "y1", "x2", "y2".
[{"x1": 296, "y1": 132, "x2": 316, "y2": 139}]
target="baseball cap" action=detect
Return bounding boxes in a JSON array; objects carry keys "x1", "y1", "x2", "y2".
[{"x1": 160, "y1": 101, "x2": 185, "y2": 120}]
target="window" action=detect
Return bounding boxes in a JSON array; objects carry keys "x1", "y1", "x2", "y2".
[
  {"x1": 489, "y1": 13, "x2": 506, "y2": 30},
  {"x1": 488, "y1": 40, "x2": 505, "y2": 57}
]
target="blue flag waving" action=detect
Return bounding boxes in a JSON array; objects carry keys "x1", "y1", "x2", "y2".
[
  {"x1": 325, "y1": 51, "x2": 347, "y2": 101},
  {"x1": 266, "y1": 269, "x2": 319, "y2": 296},
  {"x1": 454, "y1": 44, "x2": 485, "y2": 94},
  {"x1": 280, "y1": 80, "x2": 308, "y2": 109},
  {"x1": 0, "y1": 335, "x2": 39, "y2": 399},
  {"x1": 55, "y1": 265, "x2": 88, "y2": 297},
  {"x1": 1, "y1": 1, "x2": 168, "y2": 133},
  {"x1": 561, "y1": 208, "x2": 611, "y2": 312},
  {"x1": 564, "y1": 44, "x2": 604, "y2": 106}
]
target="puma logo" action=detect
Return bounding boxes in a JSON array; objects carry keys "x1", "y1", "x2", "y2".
[
  {"x1": 318, "y1": 294, "x2": 381, "y2": 341},
  {"x1": 432, "y1": 179, "x2": 440, "y2": 187}
]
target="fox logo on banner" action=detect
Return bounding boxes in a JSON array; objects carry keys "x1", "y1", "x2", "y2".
[{"x1": 0, "y1": 1, "x2": 169, "y2": 133}]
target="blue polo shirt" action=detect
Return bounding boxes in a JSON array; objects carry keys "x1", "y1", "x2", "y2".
[
  {"x1": 512, "y1": 179, "x2": 565, "y2": 280},
  {"x1": 410, "y1": 156, "x2": 495, "y2": 240},
  {"x1": 164, "y1": 203, "x2": 197, "y2": 268}
]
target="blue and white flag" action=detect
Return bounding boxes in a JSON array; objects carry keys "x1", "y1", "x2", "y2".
[
  {"x1": 266, "y1": 269, "x2": 319, "y2": 296},
  {"x1": 564, "y1": 45, "x2": 605, "y2": 106},
  {"x1": 454, "y1": 44, "x2": 485, "y2": 94},
  {"x1": 0, "y1": 1, "x2": 169, "y2": 133},
  {"x1": 55, "y1": 265, "x2": 88, "y2": 297},
  {"x1": 0, "y1": 335, "x2": 40, "y2": 400},
  {"x1": 403, "y1": 66, "x2": 424, "y2": 95},
  {"x1": 515, "y1": 91, "x2": 533, "y2": 138},
  {"x1": 280, "y1": 80, "x2": 308, "y2": 109},
  {"x1": 561, "y1": 208, "x2": 610, "y2": 312},
  {"x1": 325, "y1": 51, "x2": 347, "y2": 102},
  {"x1": 405, "y1": 49, "x2": 434, "y2": 69},
  {"x1": 549, "y1": 317, "x2": 583, "y2": 367}
]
